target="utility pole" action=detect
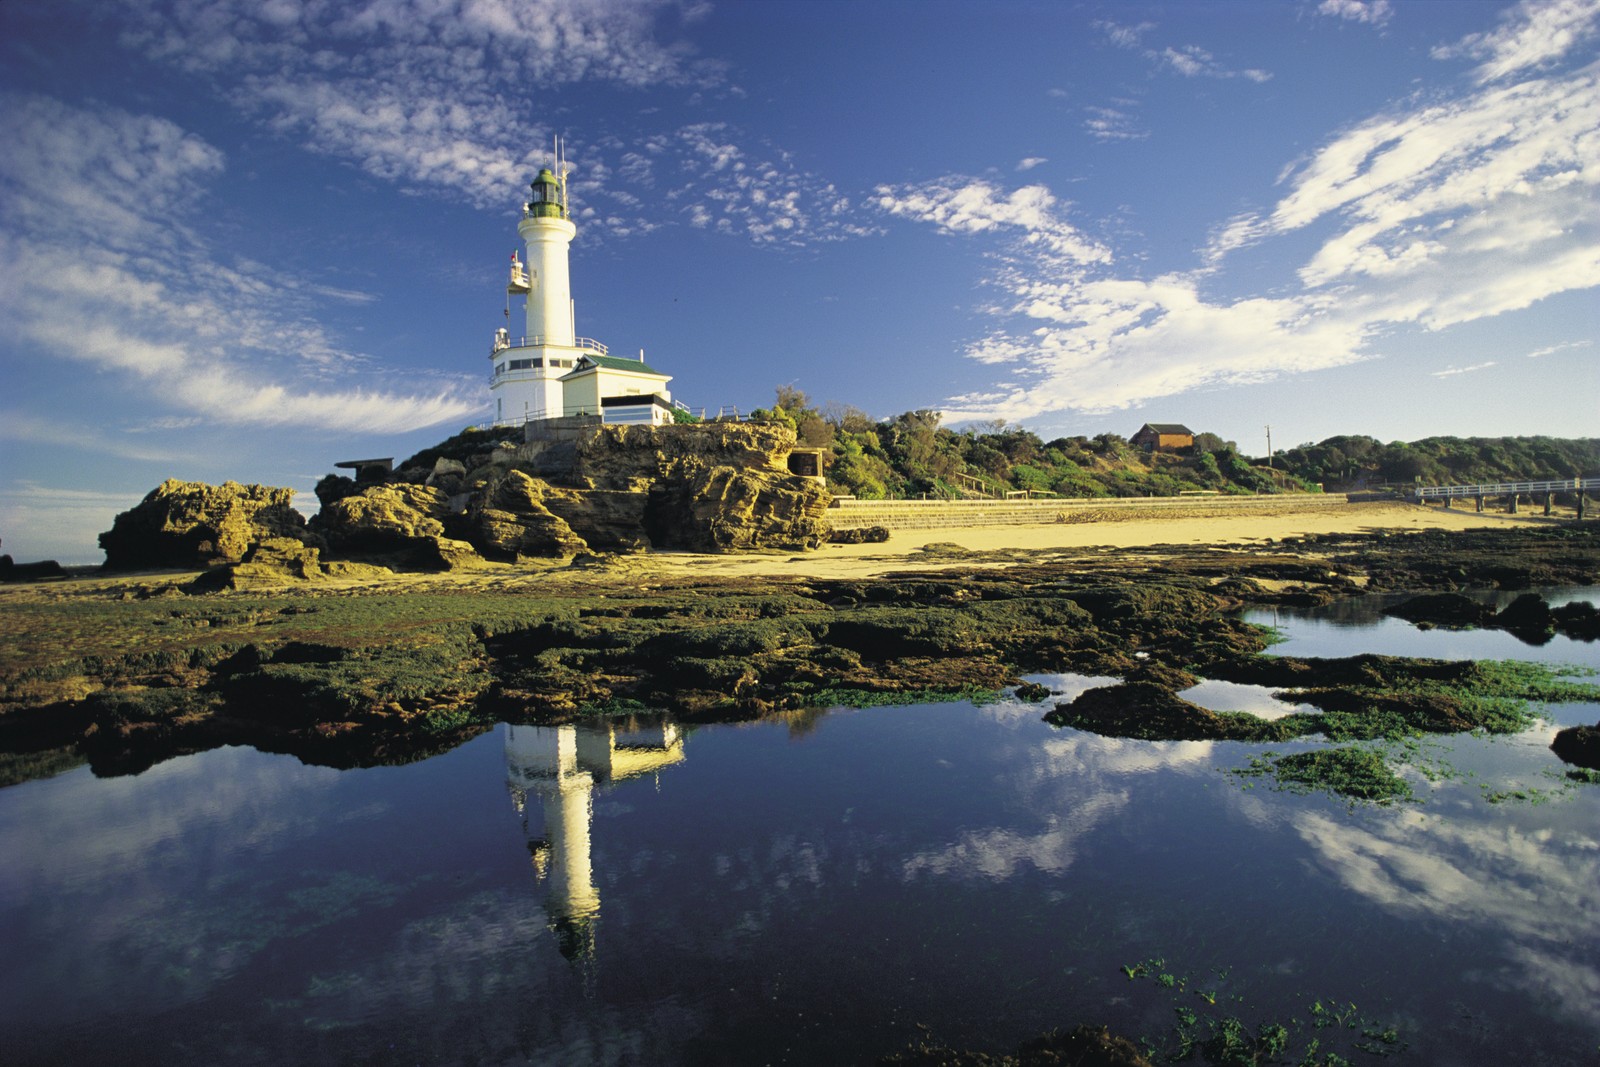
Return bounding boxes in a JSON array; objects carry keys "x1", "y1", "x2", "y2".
[{"x1": 1265, "y1": 425, "x2": 1273, "y2": 470}]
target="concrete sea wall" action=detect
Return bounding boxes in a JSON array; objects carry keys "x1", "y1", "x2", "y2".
[{"x1": 828, "y1": 493, "x2": 1350, "y2": 531}]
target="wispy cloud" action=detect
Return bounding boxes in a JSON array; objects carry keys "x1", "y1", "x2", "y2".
[
  {"x1": 1527, "y1": 339, "x2": 1593, "y2": 358},
  {"x1": 1016, "y1": 157, "x2": 1048, "y2": 172},
  {"x1": 1432, "y1": 0, "x2": 1600, "y2": 83},
  {"x1": 877, "y1": 3, "x2": 1600, "y2": 422},
  {"x1": 1083, "y1": 105, "x2": 1148, "y2": 143},
  {"x1": 1316, "y1": 0, "x2": 1393, "y2": 27},
  {"x1": 1097, "y1": 19, "x2": 1271, "y2": 82},
  {"x1": 873, "y1": 178, "x2": 1110, "y2": 264},
  {"x1": 1432, "y1": 361, "x2": 1497, "y2": 378},
  {"x1": 0, "y1": 93, "x2": 481, "y2": 435}
]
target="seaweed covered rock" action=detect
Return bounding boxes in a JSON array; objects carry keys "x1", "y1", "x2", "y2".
[{"x1": 99, "y1": 479, "x2": 312, "y2": 571}]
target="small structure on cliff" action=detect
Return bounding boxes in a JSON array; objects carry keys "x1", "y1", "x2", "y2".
[
  {"x1": 491, "y1": 140, "x2": 677, "y2": 428},
  {"x1": 1131, "y1": 423, "x2": 1194, "y2": 452}
]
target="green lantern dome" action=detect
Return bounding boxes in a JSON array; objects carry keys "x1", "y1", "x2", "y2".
[{"x1": 526, "y1": 167, "x2": 567, "y2": 219}]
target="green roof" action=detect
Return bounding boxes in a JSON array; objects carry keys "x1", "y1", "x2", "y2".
[{"x1": 573, "y1": 354, "x2": 669, "y2": 377}]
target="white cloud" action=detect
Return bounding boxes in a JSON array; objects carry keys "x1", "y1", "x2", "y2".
[
  {"x1": 0, "y1": 93, "x2": 482, "y2": 435},
  {"x1": 1527, "y1": 339, "x2": 1594, "y2": 358},
  {"x1": 874, "y1": 5, "x2": 1600, "y2": 423},
  {"x1": 1432, "y1": 361, "x2": 1497, "y2": 378},
  {"x1": 108, "y1": 0, "x2": 862, "y2": 245},
  {"x1": 1097, "y1": 19, "x2": 1270, "y2": 82},
  {"x1": 1432, "y1": 0, "x2": 1600, "y2": 83},
  {"x1": 1016, "y1": 157, "x2": 1048, "y2": 171},
  {"x1": 1158, "y1": 45, "x2": 1272, "y2": 83},
  {"x1": 874, "y1": 178, "x2": 1110, "y2": 264},
  {"x1": 1317, "y1": 0, "x2": 1393, "y2": 26},
  {"x1": 1083, "y1": 105, "x2": 1148, "y2": 143}
]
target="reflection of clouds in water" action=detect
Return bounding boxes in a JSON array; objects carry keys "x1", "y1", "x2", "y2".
[
  {"x1": 281, "y1": 889, "x2": 689, "y2": 1066},
  {"x1": 904, "y1": 730, "x2": 1216, "y2": 883},
  {"x1": 979, "y1": 673, "x2": 1120, "y2": 724},
  {"x1": 1294, "y1": 807, "x2": 1600, "y2": 1027},
  {"x1": 1036, "y1": 735, "x2": 1215, "y2": 779},
  {"x1": 0, "y1": 748, "x2": 351, "y2": 1018},
  {"x1": 903, "y1": 791, "x2": 1128, "y2": 881},
  {"x1": 1178, "y1": 679, "x2": 1316, "y2": 721}
]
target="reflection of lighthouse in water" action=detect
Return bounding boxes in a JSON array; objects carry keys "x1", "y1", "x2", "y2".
[{"x1": 505, "y1": 722, "x2": 685, "y2": 960}]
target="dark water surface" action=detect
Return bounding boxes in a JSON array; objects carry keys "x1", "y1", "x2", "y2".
[{"x1": 2, "y1": 597, "x2": 1598, "y2": 1065}]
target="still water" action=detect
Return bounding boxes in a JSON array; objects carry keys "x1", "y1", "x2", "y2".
[{"x1": 1, "y1": 598, "x2": 1597, "y2": 1065}]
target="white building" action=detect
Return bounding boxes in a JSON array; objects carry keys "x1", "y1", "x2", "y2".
[{"x1": 490, "y1": 150, "x2": 676, "y2": 427}]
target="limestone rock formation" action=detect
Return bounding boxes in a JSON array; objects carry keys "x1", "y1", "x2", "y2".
[
  {"x1": 99, "y1": 480, "x2": 313, "y2": 571},
  {"x1": 310, "y1": 482, "x2": 475, "y2": 568},
  {"x1": 314, "y1": 420, "x2": 831, "y2": 559},
  {"x1": 188, "y1": 537, "x2": 326, "y2": 591},
  {"x1": 464, "y1": 470, "x2": 588, "y2": 560},
  {"x1": 647, "y1": 465, "x2": 829, "y2": 552}
]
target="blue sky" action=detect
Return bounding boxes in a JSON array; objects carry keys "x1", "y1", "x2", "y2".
[{"x1": 2, "y1": 0, "x2": 1596, "y2": 562}]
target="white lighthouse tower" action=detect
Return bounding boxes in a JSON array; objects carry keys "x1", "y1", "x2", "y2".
[{"x1": 490, "y1": 142, "x2": 591, "y2": 426}]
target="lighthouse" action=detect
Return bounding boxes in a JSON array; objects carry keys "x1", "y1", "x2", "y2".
[
  {"x1": 489, "y1": 140, "x2": 678, "y2": 427},
  {"x1": 491, "y1": 144, "x2": 583, "y2": 425}
]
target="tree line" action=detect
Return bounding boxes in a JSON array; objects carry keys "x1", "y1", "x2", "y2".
[{"x1": 747, "y1": 387, "x2": 1599, "y2": 500}]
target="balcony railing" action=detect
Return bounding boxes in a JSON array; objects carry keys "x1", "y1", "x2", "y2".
[{"x1": 491, "y1": 335, "x2": 608, "y2": 357}]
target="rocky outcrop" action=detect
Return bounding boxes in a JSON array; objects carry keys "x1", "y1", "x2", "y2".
[
  {"x1": 646, "y1": 465, "x2": 829, "y2": 552},
  {"x1": 313, "y1": 421, "x2": 831, "y2": 561},
  {"x1": 104, "y1": 423, "x2": 831, "y2": 578},
  {"x1": 1551, "y1": 721, "x2": 1600, "y2": 770},
  {"x1": 99, "y1": 480, "x2": 313, "y2": 571},
  {"x1": 309, "y1": 483, "x2": 479, "y2": 569},
  {"x1": 464, "y1": 470, "x2": 588, "y2": 560}
]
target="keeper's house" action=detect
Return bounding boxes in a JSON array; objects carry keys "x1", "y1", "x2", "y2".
[{"x1": 1131, "y1": 423, "x2": 1195, "y2": 452}]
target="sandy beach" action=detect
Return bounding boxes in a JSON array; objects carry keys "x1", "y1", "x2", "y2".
[{"x1": 644, "y1": 500, "x2": 1576, "y2": 581}]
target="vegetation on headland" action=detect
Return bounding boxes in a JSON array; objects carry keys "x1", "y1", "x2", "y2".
[
  {"x1": 746, "y1": 386, "x2": 1600, "y2": 500},
  {"x1": 1, "y1": 525, "x2": 1596, "y2": 795}
]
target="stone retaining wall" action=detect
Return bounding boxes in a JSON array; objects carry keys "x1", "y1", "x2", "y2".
[{"x1": 828, "y1": 493, "x2": 1350, "y2": 531}]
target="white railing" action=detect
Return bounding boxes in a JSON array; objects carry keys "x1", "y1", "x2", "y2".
[
  {"x1": 491, "y1": 336, "x2": 609, "y2": 357},
  {"x1": 1415, "y1": 477, "x2": 1600, "y2": 500}
]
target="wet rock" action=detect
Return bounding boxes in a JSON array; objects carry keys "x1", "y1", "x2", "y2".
[
  {"x1": 1551, "y1": 722, "x2": 1600, "y2": 770},
  {"x1": 0, "y1": 555, "x2": 66, "y2": 582},
  {"x1": 1552, "y1": 600, "x2": 1600, "y2": 640},
  {"x1": 1046, "y1": 681, "x2": 1266, "y2": 741},
  {"x1": 99, "y1": 479, "x2": 312, "y2": 571},
  {"x1": 1381, "y1": 592, "x2": 1495, "y2": 627},
  {"x1": 1494, "y1": 593, "x2": 1554, "y2": 637}
]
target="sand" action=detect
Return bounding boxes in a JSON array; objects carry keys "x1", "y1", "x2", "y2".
[{"x1": 640, "y1": 501, "x2": 1575, "y2": 581}]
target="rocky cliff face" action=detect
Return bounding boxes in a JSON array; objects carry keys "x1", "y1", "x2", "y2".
[
  {"x1": 99, "y1": 480, "x2": 314, "y2": 571},
  {"x1": 311, "y1": 421, "x2": 830, "y2": 564},
  {"x1": 102, "y1": 423, "x2": 830, "y2": 575}
]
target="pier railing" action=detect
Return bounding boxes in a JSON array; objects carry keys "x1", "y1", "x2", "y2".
[{"x1": 1414, "y1": 477, "x2": 1600, "y2": 500}]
